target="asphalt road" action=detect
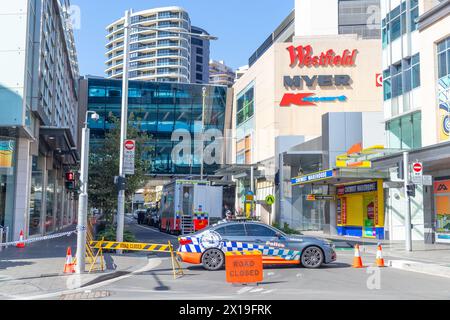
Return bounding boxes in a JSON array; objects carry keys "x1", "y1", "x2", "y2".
[{"x1": 90, "y1": 218, "x2": 450, "y2": 300}]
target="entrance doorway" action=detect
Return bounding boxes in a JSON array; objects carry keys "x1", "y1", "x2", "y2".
[{"x1": 363, "y1": 195, "x2": 377, "y2": 238}]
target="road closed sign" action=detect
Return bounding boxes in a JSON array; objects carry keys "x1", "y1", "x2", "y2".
[
  {"x1": 123, "y1": 139, "x2": 135, "y2": 175},
  {"x1": 225, "y1": 251, "x2": 263, "y2": 284}
]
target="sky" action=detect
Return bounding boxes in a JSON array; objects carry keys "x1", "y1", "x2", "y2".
[{"x1": 71, "y1": 0, "x2": 295, "y2": 77}]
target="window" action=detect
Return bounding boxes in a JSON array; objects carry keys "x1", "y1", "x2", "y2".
[
  {"x1": 196, "y1": 47, "x2": 203, "y2": 55},
  {"x1": 192, "y1": 38, "x2": 202, "y2": 46},
  {"x1": 383, "y1": 0, "x2": 419, "y2": 46},
  {"x1": 386, "y1": 111, "x2": 421, "y2": 149},
  {"x1": 89, "y1": 86, "x2": 106, "y2": 97},
  {"x1": 385, "y1": 53, "x2": 420, "y2": 101},
  {"x1": 236, "y1": 85, "x2": 254, "y2": 126},
  {"x1": 246, "y1": 224, "x2": 277, "y2": 237},
  {"x1": 215, "y1": 224, "x2": 246, "y2": 236},
  {"x1": 196, "y1": 56, "x2": 203, "y2": 64},
  {"x1": 196, "y1": 65, "x2": 203, "y2": 73},
  {"x1": 437, "y1": 37, "x2": 450, "y2": 80}
]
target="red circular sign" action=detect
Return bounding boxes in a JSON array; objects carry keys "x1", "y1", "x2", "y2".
[
  {"x1": 125, "y1": 140, "x2": 135, "y2": 150},
  {"x1": 413, "y1": 163, "x2": 422, "y2": 173}
]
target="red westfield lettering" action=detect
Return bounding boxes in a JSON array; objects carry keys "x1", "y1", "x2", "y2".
[
  {"x1": 280, "y1": 93, "x2": 316, "y2": 106},
  {"x1": 287, "y1": 45, "x2": 358, "y2": 67}
]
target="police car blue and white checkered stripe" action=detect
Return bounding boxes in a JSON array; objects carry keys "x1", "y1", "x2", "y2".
[{"x1": 178, "y1": 237, "x2": 300, "y2": 260}]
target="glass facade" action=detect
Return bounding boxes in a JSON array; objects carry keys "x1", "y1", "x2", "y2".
[
  {"x1": 437, "y1": 37, "x2": 450, "y2": 142},
  {"x1": 386, "y1": 111, "x2": 421, "y2": 149},
  {"x1": 236, "y1": 85, "x2": 254, "y2": 127},
  {"x1": 383, "y1": 53, "x2": 420, "y2": 101},
  {"x1": 29, "y1": 156, "x2": 43, "y2": 236},
  {"x1": 0, "y1": 138, "x2": 16, "y2": 231},
  {"x1": 86, "y1": 78, "x2": 227, "y2": 175},
  {"x1": 382, "y1": 0, "x2": 419, "y2": 48}
]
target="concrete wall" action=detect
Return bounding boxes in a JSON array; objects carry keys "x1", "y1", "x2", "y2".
[
  {"x1": 232, "y1": 35, "x2": 383, "y2": 165},
  {"x1": 0, "y1": 0, "x2": 28, "y2": 126},
  {"x1": 295, "y1": 0, "x2": 339, "y2": 37},
  {"x1": 418, "y1": 10, "x2": 450, "y2": 146}
]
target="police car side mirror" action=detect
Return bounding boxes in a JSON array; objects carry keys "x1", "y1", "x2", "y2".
[{"x1": 276, "y1": 232, "x2": 283, "y2": 239}]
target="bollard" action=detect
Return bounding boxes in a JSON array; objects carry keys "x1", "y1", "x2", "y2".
[
  {"x1": 5, "y1": 227, "x2": 9, "y2": 248},
  {"x1": 0, "y1": 227, "x2": 3, "y2": 252}
]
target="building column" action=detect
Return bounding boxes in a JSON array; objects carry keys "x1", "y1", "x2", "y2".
[
  {"x1": 329, "y1": 186, "x2": 337, "y2": 235},
  {"x1": 12, "y1": 138, "x2": 32, "y2": 239}
]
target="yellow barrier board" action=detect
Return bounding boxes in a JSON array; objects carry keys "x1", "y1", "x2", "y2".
[{"x1": 90, "y1": 241, "x2": 171, "y2": 252}]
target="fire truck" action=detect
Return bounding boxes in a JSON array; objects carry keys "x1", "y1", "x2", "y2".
[{"x1": 159, "y1": 180, "x2": 223, "y2": 235}]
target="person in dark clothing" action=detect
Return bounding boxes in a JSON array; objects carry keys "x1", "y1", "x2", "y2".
[{"x1": 137, "y1": 210, "x2": 145, "y2": 225}]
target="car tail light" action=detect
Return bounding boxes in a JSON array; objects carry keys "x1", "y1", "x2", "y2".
[{"x1": 179, "y1": 238, "x2": 193, "y2": 245}]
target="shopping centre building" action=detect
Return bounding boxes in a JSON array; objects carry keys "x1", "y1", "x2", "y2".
[
  {"x1": 224, "y1": 0, "x2": 450, "y2": 244},
  {"x1": 223, "y1": 0, "x2": 386, "y2": 233}
]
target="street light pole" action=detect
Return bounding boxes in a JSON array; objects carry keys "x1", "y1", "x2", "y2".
[
  {"x1": 116, "y1": 9, "x2": 131, "y2": 250},
  {"x1": 200, "y1": 87, "x2": 207, "y2": 180},
  {"x1": 403, "y1": 151, "x2": 412, "y2": 252},
  {"x1": 75, "y1": 111, "x2": 98, "y2": 274},
  {"x1": 114, "y1": 13, "x2": 217, "y2": 243}
]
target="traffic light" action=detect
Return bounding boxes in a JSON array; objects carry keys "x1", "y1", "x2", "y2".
[
  {"x1": 407, "y1": 184, "x2": 416, "y2": 197},
  {"x1": 65, "y1": 171, "x2": 75, "y2": 190},
  {"x1": 114, "y1": 176, "x2": 127, "y2": 191},
  {"x1": 397, "y1": 161, "x2": 404, "y2": 180}
]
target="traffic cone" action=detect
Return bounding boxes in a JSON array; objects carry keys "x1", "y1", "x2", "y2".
[
  {"x1": 352, "y1": 244, "x2": 364, "y2": 268},
  {"x1": 63, "y1": 247, "x2": 75, "y2": 273},
  {"x1": 375, "y1": 244, "x2": 385, "y2": 267},
  {"x1": 16, "y1": 230, "x2": 25, "y2": 248}
]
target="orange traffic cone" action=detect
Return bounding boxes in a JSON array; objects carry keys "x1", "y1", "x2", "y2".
[
  {"x1": 16, "y1": 230, "x2": 25, "y2": 248},
  {"x1": 64, "y1": 247, "x2": 75, "y2": 273},
  {"x1": 352, "y1": 244, "x2": 364, "y2": 268},
  {"x1": 375, "y1": 244, "x2": 385, "y2": 267}
]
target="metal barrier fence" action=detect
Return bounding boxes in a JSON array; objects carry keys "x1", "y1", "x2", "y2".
[{"x1": 0, "y1": 226, "x2": 9, "y2": 252}]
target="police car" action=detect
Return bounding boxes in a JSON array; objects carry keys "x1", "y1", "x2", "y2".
[{"x1": 177, "y1": 220, "x2": 336, "y2": 270}]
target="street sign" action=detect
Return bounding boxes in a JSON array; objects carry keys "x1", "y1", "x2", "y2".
[
  {"x1": 123, "y1": 139, "x2": 135, "y2": 175},
  {"x1": 423, "y1": 175, "x2": 433, "y2": 186},
  {"x1": 412, "y1": 162, "x2": 423, "y2": 175},
  {"x1": 265, "y1": 195, "x2": 275, "y2": 205}
]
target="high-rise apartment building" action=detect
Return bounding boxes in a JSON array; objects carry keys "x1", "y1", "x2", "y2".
[
  {"x1": 0, "y1": 0, "x2": 80, "y2": 239},
  {"x1": 209, "y1": 60, "x2": 235, "y2": 87},
  {"x1": 105, "y1": 7, "x2": 210, "y2": 83},
  {"x1": 191, "y1": 26, "x2": 210, "y2": 84}
]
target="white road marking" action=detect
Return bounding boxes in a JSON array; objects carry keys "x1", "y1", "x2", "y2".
[
  {"x1": 133, "y1": 224, "x2": 178, "y2": 238},
  {"x1": 249, "y1": 288, "x2": 265, "y2": 293},
  {"x1": 236, "y1": 287, "x2": 253, "y2": 294},
  {"x1": 261, "y1": 289, "x2": 275, "y2": 294},
  {"x1": 11, "y1": 258, "x2": 163, "y2": 300}
]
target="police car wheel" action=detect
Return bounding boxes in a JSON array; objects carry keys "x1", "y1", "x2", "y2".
[
  {"x1": 300, "y1": 246, "x2": 324, "y2": 268},
  {"x1": 201, "y1": 249, "x2": 225, "y2": 271}
]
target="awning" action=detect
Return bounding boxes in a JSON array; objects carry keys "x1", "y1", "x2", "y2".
[
  {"x1": 291, "y1": 167, "x2": 388, "y2": 186},
  {"x1": 39, "y1": 127, "x2": 79, "y2": 165},
  {"x1": 372, "y1": 141, "x2": 450, "y2": 173},
  {"x1": 215, "y1": 164, "x2": 261, "y2": 177}
]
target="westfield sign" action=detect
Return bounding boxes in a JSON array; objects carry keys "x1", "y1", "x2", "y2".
[
  {"x1": 287, "y1": 45, "x2": 358, "y2": 67},
  {"x1": 280, "y1": 45, "x2": 357, "y2": 107}
]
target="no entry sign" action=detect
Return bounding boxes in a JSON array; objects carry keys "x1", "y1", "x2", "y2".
[
  {"x1": 413, "y1": 162, "x2": 423, "y2": 174},
  {"x1": 123, "y1": 139, "x2": 135, "y2": 175}
]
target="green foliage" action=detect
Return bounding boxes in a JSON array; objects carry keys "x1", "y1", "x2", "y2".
[
  {"x1": 272, "y1": 222, "x2": 301, "y2": 235},
  {"x1": 96, "y1": 226, "x2": 137, "y2": 243},
  {"x1": 88, "y1": 116, "x2": 153, "y2": 221}
]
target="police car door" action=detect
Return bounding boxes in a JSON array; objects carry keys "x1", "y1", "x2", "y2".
[{"x1": 245, "y1": 223, "x2": 287, "y2": 250}]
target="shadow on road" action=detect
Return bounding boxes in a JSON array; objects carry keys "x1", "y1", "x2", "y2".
[{"x1": 0, "y1": 260, "x2": 35, "y2": 270}]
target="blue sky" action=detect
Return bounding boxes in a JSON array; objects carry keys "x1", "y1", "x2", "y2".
[{"x1": 71, "y1": 0, "x2": 295, "y2": 76}]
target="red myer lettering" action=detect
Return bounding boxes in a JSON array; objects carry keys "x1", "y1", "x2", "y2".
[{"x1": 287, "y1": 45, "x2": 358, "y2": 67}]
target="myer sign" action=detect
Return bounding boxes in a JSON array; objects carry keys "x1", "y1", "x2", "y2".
[{"x1": 280, "y1": 45, "x2": 357, "y2": 107}]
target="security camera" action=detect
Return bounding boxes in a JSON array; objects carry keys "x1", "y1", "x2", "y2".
[{"x1": 91, "y1": 112, "x2": 100, "y2": 121}]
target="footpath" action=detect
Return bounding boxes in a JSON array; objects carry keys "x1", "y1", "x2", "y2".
[
  {"x1": 303, "y1": 230, "x2": 450, "y2": 279},
  {"x1": 0, "y1": 226, "x2": 149, "y2": 300}
]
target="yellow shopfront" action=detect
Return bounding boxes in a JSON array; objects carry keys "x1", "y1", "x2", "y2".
[{"x1": 336, "y1": 180, "x2": 385, "y2": 239}]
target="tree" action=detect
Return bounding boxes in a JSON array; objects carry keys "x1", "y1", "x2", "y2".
[{"x1": 88, "y1": 116, "x2": 152, "y2": 223}]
